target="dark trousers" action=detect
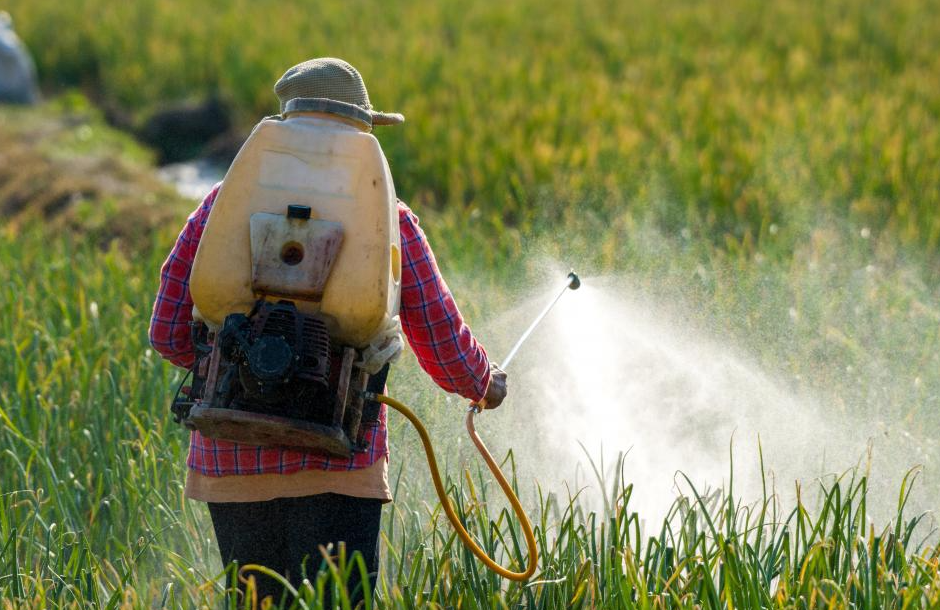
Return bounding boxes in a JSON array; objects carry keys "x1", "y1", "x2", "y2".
[{"x1": 208, "y1": 493, "x2": 383, "y2": 606}]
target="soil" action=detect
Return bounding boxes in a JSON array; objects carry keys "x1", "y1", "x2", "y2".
[{"x1": 0, "y1": 103, "x2": 190, "y2": 245}]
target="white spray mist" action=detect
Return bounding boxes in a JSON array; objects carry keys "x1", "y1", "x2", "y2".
[{"x1": 472, "y1": 273, "x2": 931, "y2": 524}]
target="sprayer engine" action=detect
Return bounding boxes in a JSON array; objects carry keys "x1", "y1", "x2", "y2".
[
  {"x1": 182, "y1": 299, "x2": 376, "y2": 458},
  {"x1": 216, "y1": 300, "x2": 331, "y2": 418}
]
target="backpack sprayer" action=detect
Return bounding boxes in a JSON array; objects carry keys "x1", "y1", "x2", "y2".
[
  {"x1": 368, "y1": 271, "x2": 580, "y2": 581},
  {"x1": 171, "y1": 108, "x2": 581, "y2": 582}
]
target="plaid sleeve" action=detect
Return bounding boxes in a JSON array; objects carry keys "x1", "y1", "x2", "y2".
[
  {"x1": 398, "y1": 202, "x2": 492, "y2": 402},
  {"x1": 148, "y1": 184, "x2": 221, "y2": 368}
]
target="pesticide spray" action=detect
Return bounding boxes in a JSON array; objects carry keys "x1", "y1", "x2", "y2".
[{"x1": 477, "y1": 271, "x2": 934, "y2": 526}]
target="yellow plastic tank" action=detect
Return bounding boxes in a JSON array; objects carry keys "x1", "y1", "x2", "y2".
[{"x1": 189, "y1": 113, "x2": 401, "y2": 348}]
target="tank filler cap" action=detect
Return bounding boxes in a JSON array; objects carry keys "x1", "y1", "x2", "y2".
[
  {"x1": 567, "y1": 271, "x2": 581, "y2": 290},
  {"x1": 287, "y1": 204, "x2": 312, "y2": 220}
]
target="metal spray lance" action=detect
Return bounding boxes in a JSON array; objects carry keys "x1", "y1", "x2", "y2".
[{"x1": 473, "y1": 271, "x2": 581, "y2": 410}]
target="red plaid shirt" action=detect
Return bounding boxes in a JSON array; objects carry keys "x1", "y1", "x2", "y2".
[{"x1": 150, "y1": 184, "x2": 491, "y2": 476}]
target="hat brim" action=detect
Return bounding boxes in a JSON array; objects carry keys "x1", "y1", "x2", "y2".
[
  {"x1": 371, "y1": 111, "x2": 405, "y2": 126},
  {"x1": 282, "y1": 97, "x2": 404, "y2": 128}
]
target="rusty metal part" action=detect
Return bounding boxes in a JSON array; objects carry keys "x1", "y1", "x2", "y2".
[
  {"x1": 187, "y1": 405, "x2": 353, "y2": 457},
  {"x1": 344, "y1": 368, "x2": 368, "y2": 448},
  {"x1": 333, "y1": 347, "x2": 356, "y2": 428}
]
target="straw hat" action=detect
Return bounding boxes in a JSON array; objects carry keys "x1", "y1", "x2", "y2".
[{"x1": 274, "y1": 58, "x2": 404, "y2": 130}]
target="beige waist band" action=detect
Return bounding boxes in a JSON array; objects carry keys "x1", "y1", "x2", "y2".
[{"x1": 184, "y1": 456, "x2": 392, "y2": 503}]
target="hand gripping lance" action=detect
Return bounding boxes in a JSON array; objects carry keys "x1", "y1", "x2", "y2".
[{"x1": 367, "y1": 271, "x2": 580, "y2": 581}]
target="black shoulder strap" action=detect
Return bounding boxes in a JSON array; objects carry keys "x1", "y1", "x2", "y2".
[{"x1": 362, "y1": 363, "x2": 390, "y2": 423}]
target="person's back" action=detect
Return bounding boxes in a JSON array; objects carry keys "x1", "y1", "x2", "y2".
[{"x1": 149, "y1": 58, "x2": 507, "y2": 604}]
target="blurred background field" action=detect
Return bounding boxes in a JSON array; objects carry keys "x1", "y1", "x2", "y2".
[
  {"x1": 7, "y1": 0, "x2": 940, "y2": 262},
  {"x1": 3, "y1": 0, "x2": 940, "y2": 606}
]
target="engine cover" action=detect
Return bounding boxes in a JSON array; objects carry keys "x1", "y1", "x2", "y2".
[{"x1": 215, "y1": 300, "x2": 332, "y2": 418}]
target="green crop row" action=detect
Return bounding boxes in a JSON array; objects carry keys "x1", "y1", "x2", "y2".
[{"x1": 1, "y1": 201, "x2": 938, "y2": 608}]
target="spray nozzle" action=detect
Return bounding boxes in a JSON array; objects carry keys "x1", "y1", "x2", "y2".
[{"x1": 567, "y1": 272, "x2": 581, "y2": 291}]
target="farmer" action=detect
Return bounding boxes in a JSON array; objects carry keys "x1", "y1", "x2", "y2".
[{"x1": 149, "y1": 58, "x2": 508, "y2": 603}]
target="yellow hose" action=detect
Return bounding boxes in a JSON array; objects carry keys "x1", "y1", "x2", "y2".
[{"x1": 373, "y1": 394, "x2": 538, "y2": 581}]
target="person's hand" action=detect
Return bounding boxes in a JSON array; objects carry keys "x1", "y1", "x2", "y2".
[{"x1": 480, "y1": 363, "x2": 508, "y2": 409}]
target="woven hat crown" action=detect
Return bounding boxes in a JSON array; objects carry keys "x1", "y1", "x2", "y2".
[
  {"x1": 274, "y1": 58, "x2": 404, "y2": 127},
  {"x1": 275, "y1": 58, "x2": 370, "y2": 112}
]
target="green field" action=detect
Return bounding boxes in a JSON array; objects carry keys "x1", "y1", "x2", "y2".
[{"x1": 3, "y1": 0, "x2": 940, "y2": 607}]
